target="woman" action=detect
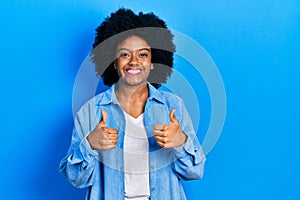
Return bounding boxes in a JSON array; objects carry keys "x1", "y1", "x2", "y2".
[{"x1": 60, "y1": 8, "x2": 206, "y2": 200}]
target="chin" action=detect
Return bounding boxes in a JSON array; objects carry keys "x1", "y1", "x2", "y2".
[
  {"x1": 128, "y1": 81, "x2": 147, "y2": 87},
  {"x1": 119, "y1": 76, "x2": 148, "y2": 86},
  {"x1": 123, "y1": 80, "x2": 147, "y2": 87}
]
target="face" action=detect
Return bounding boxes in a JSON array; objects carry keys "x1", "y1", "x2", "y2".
[{"x1": 115, "y1": 35, "x2": 152, "y2": 87}]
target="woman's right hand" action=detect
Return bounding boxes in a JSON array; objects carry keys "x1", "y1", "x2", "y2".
[{"x1": 87, "y1": 109, "x2": 119, "y2": 151}]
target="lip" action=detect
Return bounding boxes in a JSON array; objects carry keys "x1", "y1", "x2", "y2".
[{"x1": 124, "y1": 67, "x2": 143, "y2": 76}]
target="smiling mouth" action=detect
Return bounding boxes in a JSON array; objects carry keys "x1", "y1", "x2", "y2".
[{"x1": 125, "y1": 68, "x2": 142, "y2": 75}]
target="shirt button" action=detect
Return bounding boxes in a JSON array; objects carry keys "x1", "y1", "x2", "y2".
[
  {"x1": 150, "y1": 165, "x2": 155, "y2": 170},
  {"x1": 151, "y1": 187, "x2": 155, "y2": 191}
]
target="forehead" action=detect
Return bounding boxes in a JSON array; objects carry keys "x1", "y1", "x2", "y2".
[{"x1": 117, "y1": 35, "x2": 150, "y2": 51}]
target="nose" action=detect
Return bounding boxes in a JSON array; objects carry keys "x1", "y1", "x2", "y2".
[{"x1": 129, "y1": 53, "x2": 139, "y2": 66}]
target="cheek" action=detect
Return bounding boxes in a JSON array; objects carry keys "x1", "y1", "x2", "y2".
[
  {"x1": 116, "y1": 59, "x2": 126, "y2": 71},
  {"x1": 116, "y1": 58, "x2": 126, "y2": 66},
  {"x1": 142, "y1": 59, "x2": 152, "y2": 67},
  {"x1": 115, "y1": 61, "x2": 122, "y2": 76}
]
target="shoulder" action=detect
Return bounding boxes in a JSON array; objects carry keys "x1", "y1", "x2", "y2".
[
  {"x1": 148, "y1": 83, "x2": 184, "y2": 106},
  {"x1": 153, "y1": 89, "x2": 186, "y2": 112},
  {"x1": 76, "y1": 88, "x2": 112, "y2": 115},
  {"x1": 159, "y1": 90, "x2": 183, "y2": 103}
]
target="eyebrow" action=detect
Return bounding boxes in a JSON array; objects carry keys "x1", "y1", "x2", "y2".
[{"x1": 117, "y1": 48, "x2": 151, "y2": 52}]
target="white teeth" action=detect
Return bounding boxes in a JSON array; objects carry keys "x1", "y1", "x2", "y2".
[{"x1": 127, "y1": 69, "x2": 141, "y2": 74}]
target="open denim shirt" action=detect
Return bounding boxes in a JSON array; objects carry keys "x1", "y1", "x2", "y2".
[{"x1": 59, "y1": 83, "x2": 206, "y2": 200}]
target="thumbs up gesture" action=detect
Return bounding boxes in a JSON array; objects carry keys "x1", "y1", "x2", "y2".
[
  {"x1": 87, "y1": 109, "x2": 119, "y2": 151},
  {"x1": 153, "y1": 109, "x2": 187, "y2": 148}
]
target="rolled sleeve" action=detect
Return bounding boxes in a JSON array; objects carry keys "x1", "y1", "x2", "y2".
[{"x1": 173, "y1": 134, "x2": 205, "y2": 165}]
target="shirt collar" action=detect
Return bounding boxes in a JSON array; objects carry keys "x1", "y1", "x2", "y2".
[
  {"x1": 147, "y1": 83, "x2": 165, "y2": 104},
  {"x1": 97, "y1": 82, "x2": 165, "y2": 106},
  {"x1": 97, "y1": 84, "x2": 118, "y2": 106}
]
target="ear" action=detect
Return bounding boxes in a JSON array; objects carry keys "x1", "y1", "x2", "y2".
[{"x1": 150, "y1": 63, "x2": 154, "y2": 69}]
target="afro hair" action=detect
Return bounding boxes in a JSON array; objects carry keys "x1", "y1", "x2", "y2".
[{"x1": 91, "y1": 8, "x2": 175, "y2": 88}]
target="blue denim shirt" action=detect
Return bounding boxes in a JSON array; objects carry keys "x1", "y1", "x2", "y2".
[{"x1": 59, "y1": 83, "x2": 206, "y2": 200}]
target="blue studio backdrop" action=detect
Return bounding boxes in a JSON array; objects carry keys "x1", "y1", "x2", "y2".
[{"x1": 0, "y1": 1, "x2": 299, "y2": 200}]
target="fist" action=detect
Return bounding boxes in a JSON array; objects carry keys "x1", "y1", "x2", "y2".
[
  {"x1": 87, "y1": 109, "x2": 119, "y2": 151},
  {"x1": 153, "y1": 108, "x2": 187, "y2": 148}
]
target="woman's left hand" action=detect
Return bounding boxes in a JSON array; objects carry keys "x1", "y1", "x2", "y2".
[{"x1": 153, "y1": 109, "x2": 187, "y2": 148}]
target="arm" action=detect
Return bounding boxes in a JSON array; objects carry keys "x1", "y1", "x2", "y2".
[
  {"x1": 152, "y1": 96, "x2": 206, "y2": 180},
  {"x1": 172, "y1": 134, "x2": 206, "y2": 180},
  {"x1": 172, "y1": 97, "x2": 206, "y2": 180},
  {"x1": 59, "y1": 104, "x2": 100, "y2": 188}
]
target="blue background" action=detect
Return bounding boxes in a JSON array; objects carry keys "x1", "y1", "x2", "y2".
[{"x1": 1, "y1": 1, "x2": 299, "y2": 199}]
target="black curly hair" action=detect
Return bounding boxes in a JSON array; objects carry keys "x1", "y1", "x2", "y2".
[{"x1": 91, "y1": 8, "x2": 175, "y2": 88}]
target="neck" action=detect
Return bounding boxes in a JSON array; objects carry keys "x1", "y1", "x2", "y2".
[{"x1": 114, "y1": 82, "x2": 149, "y2": 103}]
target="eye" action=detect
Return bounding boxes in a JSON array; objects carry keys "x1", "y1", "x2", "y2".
[
  {"x1": 139, "y1": 52, "x2": 149, "y2": 57},
  {"x1": 119, "y1": 52, "x2": 130, "y2": 58}
]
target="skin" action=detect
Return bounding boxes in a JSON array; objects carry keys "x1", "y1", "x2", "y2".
[{"x1": 87, "y1": 36, "x2": 187, "y2": 151}]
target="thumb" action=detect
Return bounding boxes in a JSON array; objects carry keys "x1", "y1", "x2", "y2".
[
  {"x1": 169, "y1": 108, "x2": 177, "y2": 123},
  {"x1": 99, "y1": 109, "x2": 108, "y2": 127}
]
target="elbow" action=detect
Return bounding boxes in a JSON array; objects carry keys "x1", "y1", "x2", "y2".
[
  {"x1": 196, "y1": 157, "x2": 206, "y2": 179},
  {"x1": 176, "y1": 159, "x2": 206, "y2": 180},
  {"x1": 60, "y1": 168, "x2": 90, "y2": 188},
  {"x1": 192, "y1": 153, "x2": 206, "y2": 179},
  {"x1": 194, "y1": 159, "x2": 206, "y2": 179},
  {"x1": 185, "y1": 163, "x2": 205, "y2": 180},
  {"x1": 68, "y1": 177, "x2": 87, "y2": 188},
  {"x1": 59, "y1": 163, "x2": 91, "y2": 188},
  {"x1": 193, "y1": 164, "x2": 205, "y2": 180},
  {"x1": 174, "y1": 164, "x2": 205, "y2": 180}
]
